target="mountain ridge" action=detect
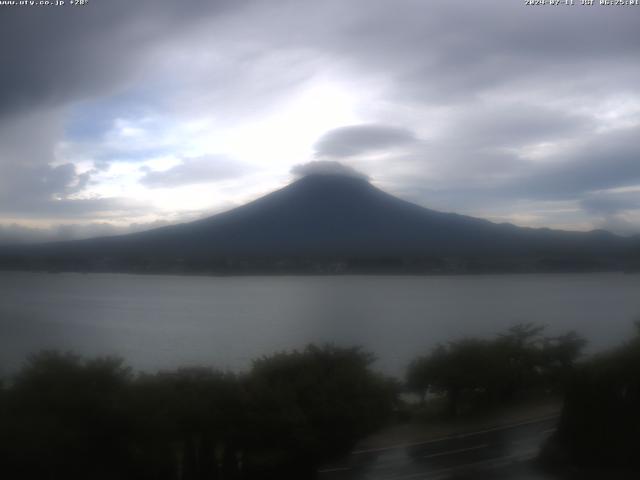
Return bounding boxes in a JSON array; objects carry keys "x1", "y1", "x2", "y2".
[{"x1": 1, "y1": 174, "x2": 638, "y2": 274}]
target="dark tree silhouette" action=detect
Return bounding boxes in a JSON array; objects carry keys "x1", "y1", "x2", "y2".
[
  {"x1": 243, "y1": 344, "x2": 397, "y2": 477},
  {"x1": 0, "y1": 345, "x2": 396, "y2": 479},
  {"x1": 406, "y1": 324, "x2": 586, "y2": 417},
  {"x1": 546, "y1": 323, "x2": 640, "y2": 472},
  {"x1": 1, "y1": 351, "x2": 133, "y2": 479}
]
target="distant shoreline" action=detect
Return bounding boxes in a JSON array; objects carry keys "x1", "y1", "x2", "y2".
[
  {"x1": 0, "y1": 268, "x2": 637, "y2": 276},
  {"x1": 1, "y1": 254, "x2": 638, "y2": 277}
]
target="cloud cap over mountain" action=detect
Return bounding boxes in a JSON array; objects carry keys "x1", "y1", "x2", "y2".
[{"x1": 291, "y1": 161, "x2": 369, "y2": 181}]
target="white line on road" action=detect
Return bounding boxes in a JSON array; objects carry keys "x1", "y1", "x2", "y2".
[
  {"x1": 351, "y1": 414, "x2": 559, "y2": 455},
  {"x1": 381, "y1": 449, "x2": 539, "y2": 480},
  {"x1": 317, "y1": 466, "x2": 352, "y2": 473},
  {"x1": 422, "y1": 443, "x2": 489, "y2": 459}
]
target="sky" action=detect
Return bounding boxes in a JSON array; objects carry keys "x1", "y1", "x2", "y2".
[{"x1": 1, "y1": 0, "x2": 639, "y2": 244}]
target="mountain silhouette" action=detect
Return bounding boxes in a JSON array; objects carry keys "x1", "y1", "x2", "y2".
[{"x1": 1, "y1": 174, "x2": 638, "y2": 273}]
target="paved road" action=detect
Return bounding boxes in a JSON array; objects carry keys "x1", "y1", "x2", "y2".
[{"x1": 318, "y1": 416, "x2": 559, "y2": 480}]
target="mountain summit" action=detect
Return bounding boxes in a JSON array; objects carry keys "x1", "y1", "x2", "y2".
[{"x1": 1, "y1": 173, "x2": 638, "y2": 273}]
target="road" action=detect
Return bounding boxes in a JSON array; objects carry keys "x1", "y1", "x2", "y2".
[{"x1": 318, "y1": 416, "x2": 559, "y2": 480}]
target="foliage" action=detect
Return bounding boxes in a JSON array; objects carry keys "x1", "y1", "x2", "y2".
[
  {"x1": 406, "y1": 323, "x2": 586, "y2": 417},
  {"x1": 243, "y1": 345, "x2": 396, "y2": 477},
  {"x1": 0, "y1": 345, "x2": 396, "y2": 479},
  {"x1": 550, "y1": 324, "x2": 640, "y2": 471}
]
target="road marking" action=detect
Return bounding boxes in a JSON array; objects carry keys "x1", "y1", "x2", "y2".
[
  {"x1": 317, "y1": 466, "x2": 351, "y2": 473},
  {"x1": 351, "y1": 414, "x2": 559, "y2": 455},
  {"x1": 319, "y1": 445, "x2": 542, "y2": 477},
  {"x1": 381, "y1": 450, "x2": 539, "y2": 480},
  {"x1": 319, "y1": 417, "x2": 557, "y2": 476},
  {"x1": 381, "y1": 457, "x2": 511, "y2": 480},
  {"x1": 422, "y1": 443, "x2": 489, "y2": 459}
]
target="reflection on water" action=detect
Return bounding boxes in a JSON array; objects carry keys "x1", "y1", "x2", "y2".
[{"x1": 1, "y1": 272, "x2": 639, "y2": 375}]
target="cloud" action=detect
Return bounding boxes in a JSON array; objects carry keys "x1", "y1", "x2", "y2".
[
  {"x1": 455, "y1": 105, "x2": 596, "y2": 149},
  {"x1": 0, "y1": 0, "x2": 247, "y2": 222},
  {"x1": 581, "y1": 191, "x2": 640, "y2": 216},
  {"x1": 0, "y1": 197, "x2": 148, "y2": 220},
  {"x1": 595, "y1": 215, "x2": 640, "y2": 236},
  {"x1": 510, "y1": 126, "x2": 640, "y2": 200},
  {"x1": 0, "y1": 220, "x2": 172, "y2": 246},
  {"x1": 360, "y1": 121, "x2": 640, "y2": 233},
  {"x1": 0, "y1": 162, "x2": 92, "y2": 207},
  {"x1": 1, "y1": 0, "x2": 640, "y2": 233},
  {"x1": 236, "y1": 1, "x2": 640, "y2": 106},
  {"x1": 0, "y1": 0, "x2": 244, "y2": 120},
  {"x1": 314, "y1": 124, "x2": 417, "y2": 158},
  {"x1": 579, "y1": 190, "x2": 640, "y2": 236},
  {"x1": 291, "y1": 161, "x2": 369, "y2": 180},
  {"x1": 140, "y1": 155, "x2": 249, "y2": 188}
]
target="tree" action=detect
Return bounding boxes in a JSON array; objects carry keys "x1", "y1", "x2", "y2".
[
  {"x1": 549, "y1": 324, "x2": 640, "y2": 471},
  {"x1": 0, "y1": 345, "x2": 397, "y2": 479},
  {"x1": 243, "y1": 344, "x2": 397, "y2": 477},
  {"x1": 130, "y1": 368, "x2": 245, "y2": 480},
  {"x1": 407, "y1": 339, "x2": 503, "y2": 417},
  {"x1": 3, "y1": 351, "x2": 133, "y2": 479},
  {"x1": 406, "y1": 324, "x2": 586, "y2": 417}
]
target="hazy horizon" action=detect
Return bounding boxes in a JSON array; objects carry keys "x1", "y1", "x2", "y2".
[{"x1": 4, "y1": 170, "x2": 639, "y2": 248}]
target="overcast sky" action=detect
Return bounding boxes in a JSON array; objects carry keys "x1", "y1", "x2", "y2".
[{"x1": 1, "y1": 0, "x2": 639, "y2": 243}]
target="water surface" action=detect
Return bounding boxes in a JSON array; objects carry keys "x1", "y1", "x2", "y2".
[{"x1": 1, "y1": 272, "x2": 638, "y2": 376}]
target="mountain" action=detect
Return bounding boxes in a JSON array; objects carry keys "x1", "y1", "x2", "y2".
[{"x1": 1, "y1": 174, "x2": 638, "y2": 274}]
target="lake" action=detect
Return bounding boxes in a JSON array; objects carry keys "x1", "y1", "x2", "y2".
[{"x1": 1, "y1": 272, "x2": 639, "y2": 377}]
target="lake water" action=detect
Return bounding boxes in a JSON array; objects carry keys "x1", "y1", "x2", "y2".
[{"x1": 1, "y1": 272, "x2": 639, "y2": 377}]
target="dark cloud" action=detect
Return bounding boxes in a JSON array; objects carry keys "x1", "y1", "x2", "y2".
[
  {"x1": 291, "y1": 161, "x2": 369, "y2": 180},
  {"x1": 581, "y1": 191, "x2": 640, "y2": 216},
  {"x1": 0, "y1": 0, "x2": 246, "y2": 119},
  {"x1": 455, "y1": 105, "x2": 596, "y2": 149},
  {"x1": 314, "y1": 124, "x2": 417, "y2": 158},
  {"x1": 377, "y1": 123, "x2": 640, "y2": 201},
  {"x1": 240, "y1": 1, "x2": 640, "y2": 104},
  {"x1": 0, "y1": 163, "x2": 91, "y2": 205},
  {"x1": 595, "y1": 215, "x2": 640, "y2": 237},
  {"x1": 513, "y1": 127, "x2": 640, "y2": 200},
  {"x1": 579, "y1": 191, "x2": 640, "y2": 236},
  {"x1": 0, "y1": 0, "x2": 248, "y2": 220},
  {"x1": 367, "y1": 123, "x2": 640, "y2": 233},
  {"x1": 140, "y1": 156, "x2": 249, "y2": 188},
  {"x1": 1, "y1": 0, "x2": 639, "y2": 232}
]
